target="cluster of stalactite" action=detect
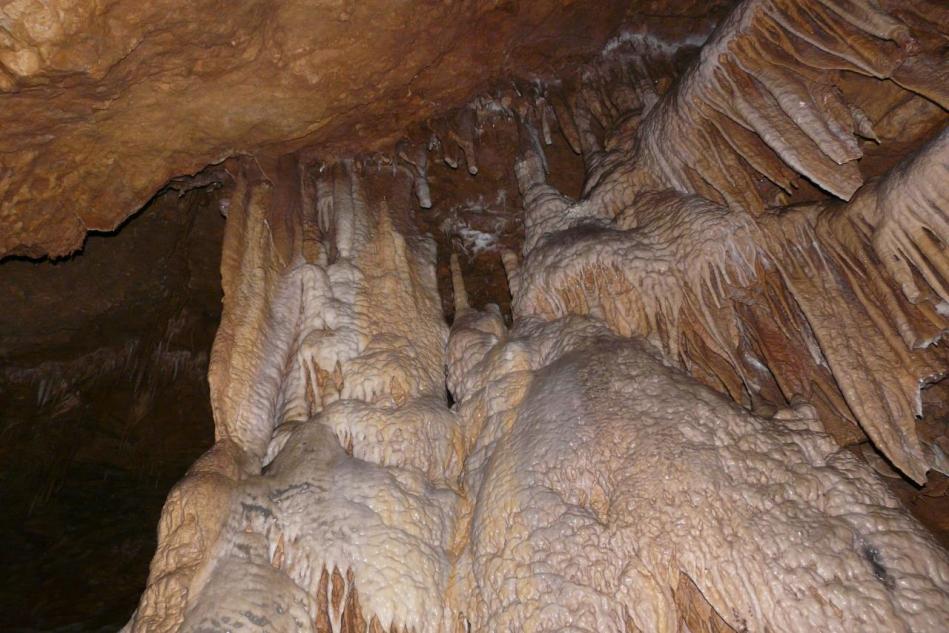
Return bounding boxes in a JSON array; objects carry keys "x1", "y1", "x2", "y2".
[
  {"x1": 515, "y1": 129, "x2": 949, "y2": 481},
  {"x1": 126, "y1": 0, "x2": 948, "y2": 631},
  {"x1": 126, "y1": 156, "x2": 463, "y2": 633},
  {"x1": 511, "y1": 0, "x2": 948, "y2": 484}
]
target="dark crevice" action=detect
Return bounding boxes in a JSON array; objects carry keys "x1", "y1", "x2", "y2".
[{"x1": 0, "y1": 188, "x2": 225, "y2": 631}]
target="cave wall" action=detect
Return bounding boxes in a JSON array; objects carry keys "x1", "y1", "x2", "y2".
[
  {"x1": 0, "y1": 188, "x2": 224, "y2": 630},
  {"x1": 127, "y1": 0, "x2": 949, "y2": 622},
  {"x1": 0, "y1": 0, "x2": 676, "y2": 259}
]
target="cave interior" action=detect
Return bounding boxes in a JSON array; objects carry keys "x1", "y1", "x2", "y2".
[{"x1": 1, "y1": 0, "x2": 948, "y2": 631}]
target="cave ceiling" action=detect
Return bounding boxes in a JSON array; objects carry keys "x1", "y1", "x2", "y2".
[{"x1": 0, "y1": 0, "x2": 733, "y2": 259}]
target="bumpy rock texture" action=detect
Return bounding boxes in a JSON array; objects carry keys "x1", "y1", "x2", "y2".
[
  {"x1": 5, "y1": 0, "x2": 949, "y2": 630},
  {"x1": 0, "y1": 0, "x2": 638, "y2": 259},
  {"x1": 125, "y1": 1, "x2": 948, "y2": 630},
  {"x1": 510, "y1": 0, "x2": 949, "y2": 484},
  {"x1": 448, "y1": 312, "x2": 947, "y2": 632}
]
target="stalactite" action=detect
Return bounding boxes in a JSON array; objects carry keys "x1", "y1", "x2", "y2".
[
  {"x1": 126, "y1": 0, "x2": 948, "y2": 631},
  {"x1": 515, "y1": 126, "x2": 948, "y2": 479},
  {"x1": 449, "y1": 107, "x2": 480, "y2": 176},
  {"x1": 128, "y1": 158, "x2": 460, "y2": 633},
  {"x1": 757, "y1": 148, "x2": 949, "y2": 479},
  {"x1": 397, "y1": 141, "x2": 433, "y2": 209},
  {"x1": 511, "y1": 0, "x2": 948, "y2": 482},
  {"x1": 574, "y1": 0, "x2": 947, "y2": 218}
]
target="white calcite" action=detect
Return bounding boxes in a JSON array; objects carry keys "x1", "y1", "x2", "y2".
[
  {"x1": 126, "y1": 1, "x2": 949, "y2": 631},
  {"x1": 448, "y1": 313, "x2": 949, "y2": 632}
]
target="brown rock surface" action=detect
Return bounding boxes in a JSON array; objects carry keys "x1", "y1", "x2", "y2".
[
  {"x1": 0, "y1": 0, "x2": 645, "y2": 259},
  {"x1": 0, "y1": 188, "x2": 224, "y2": 629},
  {"x1": 2, "y1": 0, "x2": 948, "y2": 630}
]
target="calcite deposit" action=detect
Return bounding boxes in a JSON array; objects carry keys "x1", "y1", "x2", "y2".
[
  {"x1": 3, "y1": 0, "x2": 948, "y2": 630},
  {"x1": 447, "y1": 312, "x2": 949, "y2": 632}
]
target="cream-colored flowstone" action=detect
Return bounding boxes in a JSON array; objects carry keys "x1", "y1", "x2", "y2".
[
  {"x1": 127, "y1": 159, "x2": 462, "y2": 633},
  {"x1": 447, "y1": 313, "x2": 949, "y2": 632}
]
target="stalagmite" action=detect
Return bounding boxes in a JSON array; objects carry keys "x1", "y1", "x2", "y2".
[
  {"x1": 126, "y1": 158, "x2": 461, "y2": 633},
  {"x1": 120, "y1": 0, "x2": 948, "y2": 631}
]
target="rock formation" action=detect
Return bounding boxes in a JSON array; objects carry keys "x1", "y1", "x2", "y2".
[{"x1": 2, "y1": 0, "x2": 947, "y2": 630}]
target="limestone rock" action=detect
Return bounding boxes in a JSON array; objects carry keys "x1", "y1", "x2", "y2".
[{"x1": 0, "y1": 0, "x2": 629, "y2": 258}]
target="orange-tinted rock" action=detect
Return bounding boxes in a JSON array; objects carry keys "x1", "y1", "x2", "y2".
[{"x1": 0, "y1": 0, "x2": 637, "y2": 258}]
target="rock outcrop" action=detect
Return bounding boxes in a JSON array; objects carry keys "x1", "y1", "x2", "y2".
[{"x1": 0, "y1": 0, "x2": 633, "y2": 259}]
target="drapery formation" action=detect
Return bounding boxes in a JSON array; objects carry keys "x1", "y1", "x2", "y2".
[
  {"x1": 513, "y1": 0, "x2": 949, "y2": 483},
  {"x1": 514, "y1": 127, "x2": 949, "y2": 483},
  {"x1": 128, "y1": 158, "x2": 461, "y2": 632},
  {"x1": 127, "y1": 0, "x2": 948, "y2": 631}
]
